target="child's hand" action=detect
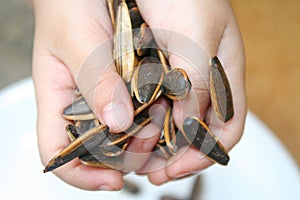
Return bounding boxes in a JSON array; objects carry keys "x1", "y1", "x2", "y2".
[
  {"x1": 32, "y1": 0, "x2": 136, "y2": 190},
  {"x1": 32, "y1": 0, "x2": 246, "y2": 190},
  {"x1": 135, "y1": 0, "x2": 246, "y2": 185}
]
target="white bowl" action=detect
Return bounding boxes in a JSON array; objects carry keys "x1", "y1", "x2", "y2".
[{"x1": 0, "y1": 78, "x2": 299, "y2": 200}]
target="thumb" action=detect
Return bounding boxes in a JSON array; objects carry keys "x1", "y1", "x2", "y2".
[{"x1": 63, "y1": 32, "x2": 134, "y2": 133}]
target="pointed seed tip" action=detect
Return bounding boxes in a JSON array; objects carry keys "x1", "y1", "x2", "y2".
[
  {"x1": 43, "y1": 167, "x2": 49, "y2": 173},
  {"x1": 224, "y1": 110, "x2": 234, "y2": 123},
  {"x1": 220, "y1": 155, "x2": 230, "y2": 166},
  {"x1": 210, "y1": 56, "x2": 220, "y2": 66}
]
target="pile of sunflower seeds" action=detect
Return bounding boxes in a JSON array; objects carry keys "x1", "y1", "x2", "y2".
[{"x1": 43, "y1": 0, "x2": 233, "y2": 173}]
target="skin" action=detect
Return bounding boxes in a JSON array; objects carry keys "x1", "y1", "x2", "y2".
[{"x1": 32, "y1": 0, "x2": 246, "y2": 191}]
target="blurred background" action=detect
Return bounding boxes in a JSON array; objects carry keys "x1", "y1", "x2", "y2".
[
  {"x1": 0, "y1": 0, "x2": 33, "y2": 88},
  {"x1": 0, "y1": 0, "x2": 299, "y2": 169}
]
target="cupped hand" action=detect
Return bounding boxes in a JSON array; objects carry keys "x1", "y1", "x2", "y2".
[
  {"x1": 135, "y1": 0, "x2": 247, "y2": 185},
  {"x1": 32, "y1": 0, "x2": 160, "y2": 190}
]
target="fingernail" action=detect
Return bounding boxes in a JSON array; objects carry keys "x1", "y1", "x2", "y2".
[
  {"x1": 98, "y1": 184, "x2": 114, "y2": 191},
  {"x1": 101, "y1": 101, "x2": 132, "y2": 132}
]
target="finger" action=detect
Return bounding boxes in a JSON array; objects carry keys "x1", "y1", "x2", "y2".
[
  {"x1": 140, "y1": 155, "x2": 170, "y2": 186},
  {"x1": 68, "y1": 32, "x2": 134, "y2": 133},
  {"x1": 206, "y1": 7, "x2": 247, "y2": 150},
  {"x1": 32, "y1": 51, "x2": 123, "y2": 191},
  {"x1": 168, "y1": 47, "x2": 210, "y2": 128},
  {"x1": 44, "y1": 1, "x2": 134, "y2": 133},
  {"x1": 122, "y1": 123, "x2": 161, "y2": 172},
  {"x1": 122, "y1": 99, "x2": 169, "y2": 172},
  {"x1": 146, "y1": 147, "x2": 212, "y2": 185},
  {"x1": 51, "y1": 159, "x2": 124, "y2": 191}
]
